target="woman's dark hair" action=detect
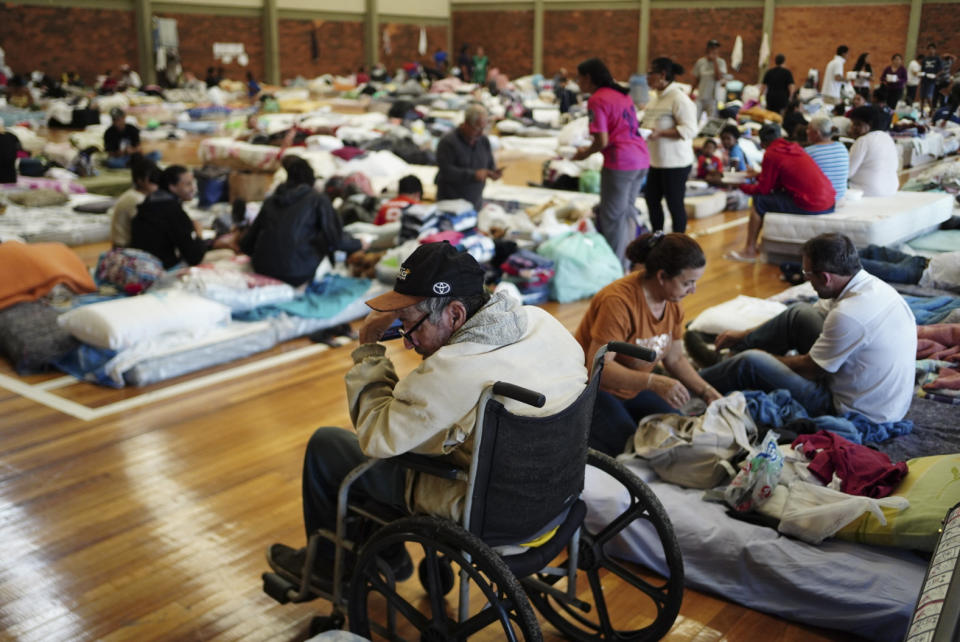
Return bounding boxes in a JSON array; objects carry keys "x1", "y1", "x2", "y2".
[
  {"x1": 158, "y1": 165, "x2": 190, "y2": 191},
  {"x1": 720, "y1": 124, "x2": 740, "y2": 139},
  {"x1": 626, "y1": 232, "x2": 705, "y2": 277},
  {"x1": 576, "y1": 58, "x2": 628, "y2": 95},
  {"x1": 848, "y1": 105, "x2": 884, "y2": 131},
  {"x1": 281, "y1": 156, "x2": 316, "y2": 186},
  {"x1": 650, "y1": 57, "x2": 684, "y2": 82},
  {"x1": 854, "y1": 52, "x2": 871, "y2": 73}
]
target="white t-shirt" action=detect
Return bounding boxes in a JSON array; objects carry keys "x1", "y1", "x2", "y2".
[
  {"x1": 640, "y1": 83, "x2": 698, "y2": 168},
  {"x1": 907, "y1": 59, "x2": 922, "y2": 87},
  {"x1": 810, "y1": 270, "x2": 916, "y2": 422},
  {"x1": 848, "y1": 130, "x2": 899, "y2": 197},
  {"x1": 822, "y1": 55, "x2": 846, "y2": 99}
]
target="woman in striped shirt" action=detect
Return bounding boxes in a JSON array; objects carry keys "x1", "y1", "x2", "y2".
[{"x1": 804, "y1": 116, "x2": 848, "y2": 202}]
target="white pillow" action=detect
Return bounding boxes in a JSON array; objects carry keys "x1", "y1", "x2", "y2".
[
  {"x1": 58, "y1": 291, "x2": 231, "y2": 350},
  {"x1": 688, "y1": 295, "x2": 788, "y2": 335}
]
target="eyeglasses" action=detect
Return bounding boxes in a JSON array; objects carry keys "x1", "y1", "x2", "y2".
[
  {"x1": 398, "y1": 313, "x2": 430, "y2": 340},
  {"x1": 802, "y1": 270, "x2": 818, "y2": 279}
]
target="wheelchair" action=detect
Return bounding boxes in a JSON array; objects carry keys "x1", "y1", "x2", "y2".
[{"x1": 263, "y1": 341, "x2": 684, "y2": 641}]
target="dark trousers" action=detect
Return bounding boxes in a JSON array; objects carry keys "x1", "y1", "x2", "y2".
[
  {"x1": 301, "y1": 427, "x2": 407, "y2": 553},
  {"x1": 645, "y1": 165, "x2": 691, "y2": 233},
  {"x1": 859, "y1": 244, "x2": 928, "y2": 284},
  {"x1": 588, "y1": 389, "x2": 679, "y2": 457}
]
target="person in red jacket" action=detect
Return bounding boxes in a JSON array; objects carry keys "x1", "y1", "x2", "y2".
[{"x1": 727, "y1": 123, "x2": 835, "y2": 262}]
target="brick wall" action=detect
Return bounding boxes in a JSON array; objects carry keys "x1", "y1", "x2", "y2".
[
  {"x1": 379, "y1": 23, "x2": 449, "y2": 74},
  {"x1": 156, "y1": 12, "x2": 265, "y2": 84},
  {"x1": 0, "y1": 3, "x2": 137, "y2": 85},
  {"x1": 543, "y1": 10, "x2": 639, "y2": 81},
  {"x1": 649, "y1": 7, "x2": 763, "y2": 84},
  {"x1": 773, "y1": 5, "x2": 911, "y2": 91},
  {"x1": 918, "y1": 3, "x2": 960, "y2": 60},
  {"x1": 278, "y1": 19, "x2": 364, "y2": 79},
  {"x1": 452, "y1": 10, "x2": 533, "y2": 79}
]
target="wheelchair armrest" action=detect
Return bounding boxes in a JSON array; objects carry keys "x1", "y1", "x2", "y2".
[
  {"x1": 606, "y1": 341, "x2": 657, "y2": 363},
  {"x1": 492, "y1": 381, "x2": 546, "y2": 408},
  {"x1": 389, "y1": 453, "x2": 464, "y2": 480}
]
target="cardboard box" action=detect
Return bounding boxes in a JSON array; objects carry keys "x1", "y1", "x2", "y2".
[{"x1": 228, "y1": 170, "x2": 275, "y2": 203}]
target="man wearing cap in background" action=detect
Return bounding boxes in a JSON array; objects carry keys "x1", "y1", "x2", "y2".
[
  {"x1": 726, "y1": 123, "x2": 835, "y2": 262},
  {"x1": 104, "y1": 107, "x2": 161, "y2": 169},
  {"x1": 693, "y1": 39, "x2": 728, "y2": 119},
  {"x1": 267, "y1": 242, "x2": 587, "y2": 589}
]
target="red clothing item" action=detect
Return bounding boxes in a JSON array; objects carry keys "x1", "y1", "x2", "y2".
[
  {"x1": 696, "y1": 154, "x2": 722, "y2": 179},
  {"x1": 740, "y1": 138, "x2": 835, "y2": 211},
  {"x1": 374, "y1": 195, "x2": 418, "y2": 225},
  {"x1": 792, "y1": 431, "x2": 908, "y2": 498}
]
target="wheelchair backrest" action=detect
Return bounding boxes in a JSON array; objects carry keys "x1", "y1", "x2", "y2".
[{"x1": 466, "y1": 370, "x2": 602, "y2": 547}]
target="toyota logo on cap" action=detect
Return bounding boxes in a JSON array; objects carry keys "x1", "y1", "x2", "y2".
[{"x1": 432, "y1": 282, "x2": 451, "y2": 295}]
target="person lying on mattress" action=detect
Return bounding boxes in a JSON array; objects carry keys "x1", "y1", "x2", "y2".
[
  {"x1": 726, "y1": 122, "x2": 835, "y2": 263},
  {"x1": 574, "y1": 232, "x2": 722, "y2": 457},
  {"x1": 129, "y1": 165, "x2": 214, "y2": 269},
  {"x1": 266, "y1": 242, "x2": 587, "y2": 589},
  {"x1": 700, "y1": 233, "x2": 917, "y2": 424}
]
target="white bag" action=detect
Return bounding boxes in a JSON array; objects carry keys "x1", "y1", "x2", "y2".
[
  {"x1": 777, "y1": 481, "x2": 910, "y2": 545},
  {"x1": 625, "y1": 392, "x2": 757, "y2": 489}
]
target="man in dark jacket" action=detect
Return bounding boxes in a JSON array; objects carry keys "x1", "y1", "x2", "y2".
[
  {"x1": 130, "y1": 165, "x2": 209, "y2": 268},
  {"x1": 240, "y1": 156, "x2": 361, "y2": 286},
  {"x1": 435, "y1": 103, "x2": 500, "y2": 210}
]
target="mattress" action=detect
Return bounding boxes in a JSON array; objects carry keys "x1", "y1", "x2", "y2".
[
  {"x1": 0, "y1": 193, "x2": 112, "y2": 246},
  {"x1": 582, "y1": 458, "x2": 928, "y2": 642},
  {"x1": 762, "y1": 191, "x2": 954, "y2": 260},
  {"x1": 122, "y1": 281, "x2": 389, "y2": 386},
  {"x1": 684, "y1": 191, "x2": 727, "y2": 219}
]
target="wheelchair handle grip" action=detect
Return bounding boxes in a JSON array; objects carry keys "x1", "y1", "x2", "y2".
[
  {"x1": 492, "y1": 382, "x2": 546, "y2": 408},
  {"x1": 606, "y1": 341, "x2": 657, "y2": 363}
]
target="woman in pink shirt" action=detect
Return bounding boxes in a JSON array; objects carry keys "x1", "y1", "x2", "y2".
[{"x1": 573, "y1": 58, "x2": 650, "y2": 269}]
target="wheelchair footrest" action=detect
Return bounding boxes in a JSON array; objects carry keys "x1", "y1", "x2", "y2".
[{"x1": 262, "y1": 571, "x2": 299, "y2": 604}]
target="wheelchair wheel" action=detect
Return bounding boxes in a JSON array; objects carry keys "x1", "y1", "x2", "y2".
[
  {"x1": 349, "y1": 515, "x2": 542, "y2": 641},
  {"x1": 528, "y1": 451, "x2": 684, "y2": 641}
]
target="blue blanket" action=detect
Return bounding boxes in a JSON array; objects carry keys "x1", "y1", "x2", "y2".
[
  {"x1": 234, "y1": 274, "x2": 371, "y2": 321},
  {"x1": 742, "y1": 389, "x2": 913, "y2": 444},
  {"x1": 903, "y1": 295, "x2": 960, "y2": 325}
]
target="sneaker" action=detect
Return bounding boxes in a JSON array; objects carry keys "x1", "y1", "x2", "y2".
[{"x1": 267, "y1": 543, "x2": 337, "y2": 595}]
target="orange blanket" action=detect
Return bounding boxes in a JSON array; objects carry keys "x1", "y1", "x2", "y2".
[{"x1": 0, "y1": 241, "x2": 96, "y2": 310}]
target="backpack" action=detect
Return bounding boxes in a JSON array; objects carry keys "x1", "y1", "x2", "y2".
[{"x1": 624, "y1": 391, "x2": 757, "y2": 489}]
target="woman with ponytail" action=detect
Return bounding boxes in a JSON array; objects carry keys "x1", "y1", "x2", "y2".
[
  {"x1": 641, "y1": 57, "x2": 698, "y2": 234},
  {"x1": 572, "y1": 58, "x2": 650, "y2": 269},
  {"x1": 574, "y1": 232, "x2": 721, "y2": 456}
]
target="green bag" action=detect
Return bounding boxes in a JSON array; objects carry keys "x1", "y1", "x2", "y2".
[
  {"x1": 578, "y1": 169, "x2": 601, "y2": 194},
  {"x1": 537, "y1": 231, "x2": 623, "y2": 303}
]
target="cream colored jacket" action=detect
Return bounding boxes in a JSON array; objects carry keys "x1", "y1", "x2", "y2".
[{"x1": 346, "y1": 291, "x2": 587, "y2": 520}]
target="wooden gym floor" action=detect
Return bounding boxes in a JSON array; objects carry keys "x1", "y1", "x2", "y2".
[{"x1": 0, "y1": 129, "x2": 904, "y2": 641}]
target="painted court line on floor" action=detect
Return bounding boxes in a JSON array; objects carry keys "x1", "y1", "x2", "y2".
[
  {"x1": 689, "y1": 216, "x2": 749, "y2": 239},
  {"x1": 0, "y1": 343, "x2": 331, "y2": 422}
]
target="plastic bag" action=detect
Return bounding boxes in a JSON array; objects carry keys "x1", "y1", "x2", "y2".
[
  {"x1": 777, "y1": 481, "x2": 910, "y2": 545},
  {"x1": 578, "y1": 169, "x2": 600, "y2": 194},
  {"x1": 724, "y1": 430, "x2": 784, "y2": 512},
  {"x1": 536, "y1": 231, "x2": 622, "y2": 303}
]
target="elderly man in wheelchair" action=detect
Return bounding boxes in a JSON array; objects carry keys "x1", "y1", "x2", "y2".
[{"x1": 264, "y1": 241, "x2": 684, "y2": 640}]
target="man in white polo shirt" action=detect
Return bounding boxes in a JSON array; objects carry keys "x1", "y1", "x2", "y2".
[
  {"x1": 822, "y1": 45, "x2": 849, "y2": 105},
  {"x1": 701, "y1": 233, "x2": 916, "y2": 423}
]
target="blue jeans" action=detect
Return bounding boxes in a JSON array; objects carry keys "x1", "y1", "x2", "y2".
[
  {"x1": 589, "y1": 388, "x2": 678, "y2": 456},
  {"x1": 699, "y1": 303, "x2": 833, "y2": 416},
  {"x1": 754, "y1": 191, "x2": 835, "y2": 217},
  {"x1": 859, "y1": 244, "x2": 928, "y2": 284},
  {"x1": 106, "y1": 149, "x2": 162, "y2": 169},
  {"x1": 301, "y1": 427, "x2": 407, "y2": 550}
]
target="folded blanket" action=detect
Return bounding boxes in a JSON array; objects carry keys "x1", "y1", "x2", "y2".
[{"x1": 0, "y1": 241, "x2": 96, "y2": 310}]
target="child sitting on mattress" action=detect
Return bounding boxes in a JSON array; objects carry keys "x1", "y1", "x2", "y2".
[{"x1": 696, "y1": 139, "x2": 723, "y2": 179}]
